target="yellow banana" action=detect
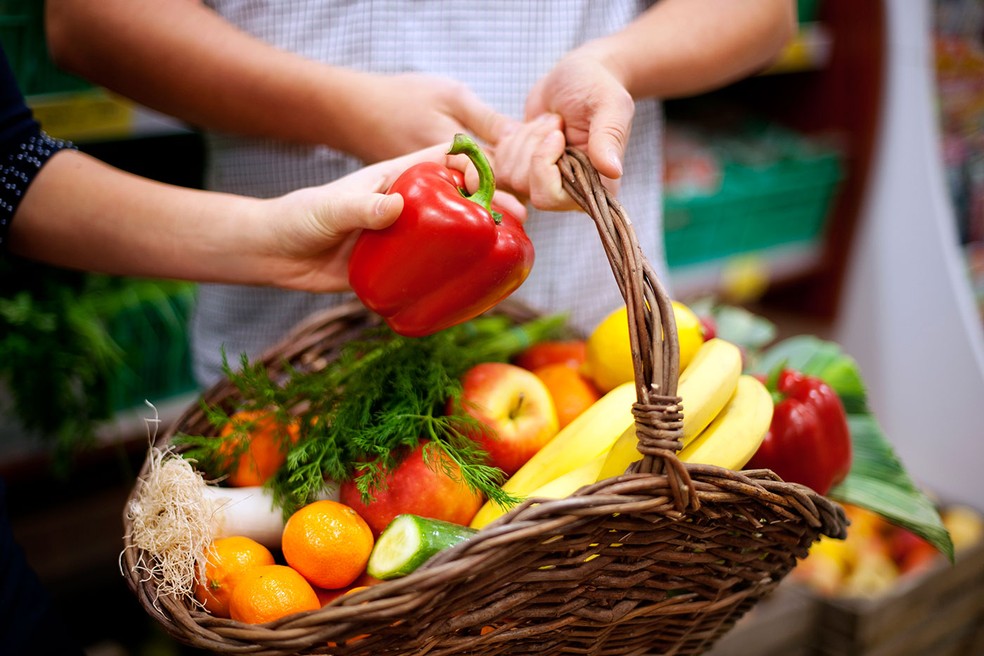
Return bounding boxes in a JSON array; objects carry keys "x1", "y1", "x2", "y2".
[
  {"x1": 469, "y1": 381, "x2": 636, "y2": 529},
  {"x1": 676, "y1": 338, "x2": 743, "y2": 448},
  {"x1": 594, "y1": 337, "x2": 743, "y2": 481},
  {"x1": 595, "y1": 425, "x2": 640, "y2": 482},
  {"x1": 471, "y1": 453, "x2": 607, "y2": 529},
  {"x1": 678, "y1": 374, "x2": 773, "y2": 470}
]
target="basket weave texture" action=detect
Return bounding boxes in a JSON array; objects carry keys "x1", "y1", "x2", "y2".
[{"x1": 121, "y1": 148, "x2": 847, "y2": 656}]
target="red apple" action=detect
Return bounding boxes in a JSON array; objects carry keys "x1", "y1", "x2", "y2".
[
  {"x1": 452, "y1": 362, "x2": 559, "y2": 476},
  {"x1": 339, "y1": 443, "x2": 483, "y2": 536},
  {"x1": 513, "y1": 340, "x2": 587, "y2": 371}
]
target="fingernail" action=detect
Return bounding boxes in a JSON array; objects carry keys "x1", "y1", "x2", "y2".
[
  {"x1": 375, "y1": 194, "x2": 398, "y2": 216},
  {"x1": 608, "y1": 149, "x2": 623, "y2": 177}
]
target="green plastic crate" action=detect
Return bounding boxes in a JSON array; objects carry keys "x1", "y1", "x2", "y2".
[
  {"x1": 0, "y1": 0, "x2": 92, "y2": 96},
  {"x1": 797, "y1": 0, "x2": 821, "y2": 23},
  {"x1": 663, "y1": 130, "x2": 843, "y2": 269}
]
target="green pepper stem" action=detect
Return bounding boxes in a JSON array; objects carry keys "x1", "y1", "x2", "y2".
[{"x1": 448, "y1": 133, "x2": 501, "y2": 224}]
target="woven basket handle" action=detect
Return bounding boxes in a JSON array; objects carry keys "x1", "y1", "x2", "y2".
[{"x1": 559, "y1": 148, "x2": 694, "y2": 509}]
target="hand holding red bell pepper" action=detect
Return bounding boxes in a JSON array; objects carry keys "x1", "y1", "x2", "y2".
[
  {"x1": 747, "y1": 368, "x2": 852, "y2": 495},
  {"x1": 348, "y1": 134, "x2": 534, "y2": 337}
]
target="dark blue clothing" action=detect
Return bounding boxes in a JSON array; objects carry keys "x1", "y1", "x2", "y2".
[
  {"x1": 0, "y1": 45, "x2": 74, "y2": 252},
  {"x1": 0, "y1": 46, "x2": 37, "y2": 151},
  {"x1": 0, "y1": 42, "x2": 85, "y2": 656},
  {"x1": 1, "y1": 479, "x2": 85, "y2": 656}
]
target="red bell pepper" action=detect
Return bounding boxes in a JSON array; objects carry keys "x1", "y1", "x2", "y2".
[
  {"x1": 746, "y1": 368, "x2": 852, "y2": 495},
  {"x1": 348, "y1": 133, "x2": 534, "y2": 337}
]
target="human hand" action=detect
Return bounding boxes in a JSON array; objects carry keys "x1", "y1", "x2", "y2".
[
  {"x1": 259, "y1": 144, "x2": 526, "y2": 292},
  {"x1": 489, "y1": 47, "x2": 635, "y2": 212},
  {"x1": 336, "y1": 72, "x2": 513, "y2": 164},
  {"x1": 524, "y1": 46, "x2": 635, "y2": 182},
  {"x1": 491, "y1": 113, "x2": 574, "y2": 211}
]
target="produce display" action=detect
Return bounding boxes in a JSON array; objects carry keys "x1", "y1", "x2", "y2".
[
  {"x1": 124, "y1": 295, "x2": 951, "y2": 629},
  {"x1": 792, "y1": 502, "x2": 983, "y2": 599}
]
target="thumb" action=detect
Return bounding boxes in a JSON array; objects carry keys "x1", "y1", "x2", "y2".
[
  {"x1": 586, "y1": 96, "x2": 634, "y2": 180},
  {"x1": 318, "y1": 192, "x2": 404, "y2": 237},
  {"x1": 365, "y1": 192, "x2": 404, "y2": 230}
]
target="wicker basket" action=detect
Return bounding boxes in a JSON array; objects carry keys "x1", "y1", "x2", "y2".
[{"x1": 121, "y1": 148, "x2": 847, "y2": 656}]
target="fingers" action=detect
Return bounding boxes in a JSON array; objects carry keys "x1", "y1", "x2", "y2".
[
  {"x1": 446, "y1": 152, "x2": 529, "y2": 223},
  {"x1": 368, "y1": 193, "x2": 405, "y2": 229},
  {"x1": 493, "y1": 113, "x2": 577, "y2": 211},
  {"x1": 585, "y1": 89, "x2": 634, "y2": 180},
  {"x1": 454, "y1": 90, "x2": 518, "y2": 147},
  {"x1": 491, "y1": 190, "x2": 528, "y2": 223},
  {"x1": 280, "y1": 190, "x2": 402, "y2": 255},
  {"x1": 493, "y1": 113, "x2": 562, "y2": 196},
  {"x1": 326, "y1": 193, "x2": 404, "y2": 236},
  {"x1": 528, "y1": 129, "x2": 573, "y2": 211}
]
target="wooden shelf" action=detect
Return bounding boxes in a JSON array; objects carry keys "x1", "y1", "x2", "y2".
[
  {"x1": 670, "y1": 242, "x2": 825, "y2": 301},
  {"x1": 665, "y1": 2, "x2": 886, "y2": 318}
]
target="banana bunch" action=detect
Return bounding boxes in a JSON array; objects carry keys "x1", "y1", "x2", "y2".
[{"x1": 470, "y1": 337, "x2": 773, "y2": 530}]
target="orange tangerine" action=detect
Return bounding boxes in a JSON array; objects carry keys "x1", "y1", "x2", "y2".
[
  {"x1": 228, "y1": 564, "x2": 320, "y2": 624},
  {"x1": 218, "y1": 409, "x2": 300, "y2": 487},
  {"x1": 532, "y1": 363, "x2": 602, "y2": 429},
  {"x1": 514, "y1": 340, "x2": 587, "y2": 371},
  {"x1": 193, "y1": 536, "x2": 275, "y2": 618},
  {"x1": 282, "y1": 500, "x2": 375, "y2": 590}
]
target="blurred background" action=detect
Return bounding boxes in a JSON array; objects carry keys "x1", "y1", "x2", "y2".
[{"x1": 1, "y1": 1, "x2": 983, "y2": 654}]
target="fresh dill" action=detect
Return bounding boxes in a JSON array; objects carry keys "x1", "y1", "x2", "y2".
[{"x1": 176, "y1": 313, "x2": 568, "y2": 518}]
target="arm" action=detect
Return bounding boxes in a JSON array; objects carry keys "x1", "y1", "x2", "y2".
[
  {"x1": 495, "y1": 0, "x2": 796, "y2": 207},
  {"x1": 44, "y1": 0, "x2": 510, "y2": 163},
  {"x1": 575, "y1": 0, "x2": 797, "y2": 101},
  {"x1": 7, "y1": 148, "x2": 400, "y2": 290},
  {"x1": 8, "y1": 144, "x2": 527, "y2": 291}
]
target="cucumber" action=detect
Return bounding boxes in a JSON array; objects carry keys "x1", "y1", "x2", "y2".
[{"x1": 367, "y1": 514, "x2": 478, "y2": 580}]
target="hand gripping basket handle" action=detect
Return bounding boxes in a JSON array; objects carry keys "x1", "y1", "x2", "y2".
[{"x1": 558, "y1": 147, "x2": 696, "y2": 513}]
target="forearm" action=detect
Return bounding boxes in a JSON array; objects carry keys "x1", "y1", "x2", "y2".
[
  {"x1": 8, "y1": 149, "x2": 273, "y2": 284},
  {"x1": 585, "y1": 0, "x2": 796, "y2": 99},
  {"x1": 45, "y1": 0, "x2": 365, "y2": 150}
]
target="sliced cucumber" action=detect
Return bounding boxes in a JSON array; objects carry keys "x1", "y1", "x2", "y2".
[{"x1": 367, "y1": 514, "x2": 478, "y2": 580}]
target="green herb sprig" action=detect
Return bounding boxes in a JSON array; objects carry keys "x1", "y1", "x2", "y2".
[{"x1": 177, "y1": 313, "x2": 568, "y2": 518}]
